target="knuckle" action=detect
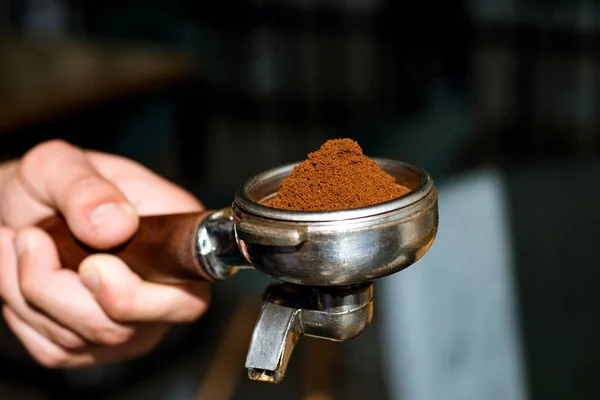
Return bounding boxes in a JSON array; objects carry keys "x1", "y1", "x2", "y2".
[
  {"x1": 103, "y1": 294, "x2": 134, "y2": 321},
  {"x1": 47, "y1": 330, "x2": 86, "y2": 350},
  {"x1": 21, "y1": 140, "x2": 73, "y2": 174},
  {"x1": 27, "y1": 139, "x2": 72, "y2": 159},
  {"x1": 91, "y1": 324, "x2": 134, "y2": 346},
  {"x1": 65, "y1": 175, "x2": 109, "y2": 202},
  {"x1": 55, "y1": 337, "x2": 85, "y2": 351},
  {"x1": 34, "y1": 349, "x2": 69, "y2": 369}
]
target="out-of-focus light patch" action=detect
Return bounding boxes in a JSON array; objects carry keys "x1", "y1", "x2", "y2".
[
  {"x1": 379, "y1": 169, "x2": 528, "y2": 400},
  {"x1": 24, "y1": 0, "x2": 67, "y2": 40}
]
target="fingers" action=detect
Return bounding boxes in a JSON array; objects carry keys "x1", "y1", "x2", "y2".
[
  {"x1": 86, "y1": 151, "x2": 204, "y2": 215},
  {"x1": 15, "y1": 227, "x2": 136, "y2": 346},
  {"x1": 12, "y1": 140, "x2": 138, "y2": 249},
  {"x1": 79, "y1": 254, "x2": 211, "y2": 323},
  {"x1": 0, "y1": 160, "x2": 18, "y2": 222},
  {"x1": 0, "y1": 227, "x2": 86, "y2": 349},
  {"x1": 3, "y1": 306, "x2": 168, "y2": 369},
  {"x1": 3, "y1": 306, "x2": 95, "y2": 368},
  {"x1": 3, "y1": 227, "x2": 171, "y2": 368}
]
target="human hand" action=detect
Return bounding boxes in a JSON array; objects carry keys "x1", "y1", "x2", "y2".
[{"x1": 0, "y1": 140, "x2": 210, "y2": 368}]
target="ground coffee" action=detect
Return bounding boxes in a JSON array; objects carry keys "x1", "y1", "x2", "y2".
[{"x1": 267, "y1": 138, "x2": 410, "y2": 211}]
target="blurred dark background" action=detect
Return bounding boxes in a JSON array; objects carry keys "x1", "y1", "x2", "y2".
[{"x1": 1, "y1": 0, "x2": 600, "y2": 399}]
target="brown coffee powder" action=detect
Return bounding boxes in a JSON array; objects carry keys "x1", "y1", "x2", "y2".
[{"x1": 267, "y1": 138, "x2": 410, "y2": 211}]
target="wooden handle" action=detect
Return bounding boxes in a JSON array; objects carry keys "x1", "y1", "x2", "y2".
[{"x1": 38, "y1": 211, "x2": 213, "y2": 283}]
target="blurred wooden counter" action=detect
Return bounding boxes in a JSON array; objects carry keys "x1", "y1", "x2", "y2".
[{"x1": 0, "y1": 37, "x2": 194, "y2": 132}]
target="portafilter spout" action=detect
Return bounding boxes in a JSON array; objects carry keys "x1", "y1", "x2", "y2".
[
  {"x1": 40, "y1": 158, "x2": 438, "y2": 385},
  {"x1": 245, "y1": 282, "x2": 373, "y2": 384}
]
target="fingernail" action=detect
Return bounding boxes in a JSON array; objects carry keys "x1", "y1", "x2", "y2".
[
  {"x1": 80, "y1": 266, "x2": 100, "y2": 293},
  {"x1": 89, "y1": 203, "x2": 136, "y2": 227}
]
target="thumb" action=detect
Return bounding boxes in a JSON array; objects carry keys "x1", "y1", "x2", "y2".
[
  {"x1": 79, "y1": 254, "x2": 211, "y2": 324},
  {"x1": 18, "y1": 140, "x2": 138, "y2": 249}
]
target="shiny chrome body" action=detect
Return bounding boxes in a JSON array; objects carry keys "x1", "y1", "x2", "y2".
[
  {"x1": 245, "y1": 282, "x2": 373, "y2": 384},
  {"x1": 194, "y1": 207, "x2": 252, "y2": 281},
  {"x1": 233, "y1": 158, "x2": 438, "y2": 286},
  {"x1": 193, "y1": 158, "x2": 438, "y2": 384}
]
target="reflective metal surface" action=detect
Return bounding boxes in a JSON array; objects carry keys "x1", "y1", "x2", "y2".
[
  {"x1": 192, "y1": 158, "x2": 438, "y2": 384},
  {"x1": 233, "y1": 158, "x2": 439, "y2": 286},
  {"x1": 245, "y1": 282, "x2": 373, "y2": 384},
  {"x1": 194, "y1": 207, "x2": 251, "y2": 281}
]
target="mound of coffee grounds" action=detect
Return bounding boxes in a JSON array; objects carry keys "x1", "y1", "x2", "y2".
[{"x1": 267, "y1": 138, "x2": 410, "y2": 211}]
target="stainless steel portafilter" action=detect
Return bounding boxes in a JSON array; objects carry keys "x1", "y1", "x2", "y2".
[{"x1": 41, "y1": 158, "x2": 438, "y2": 384}]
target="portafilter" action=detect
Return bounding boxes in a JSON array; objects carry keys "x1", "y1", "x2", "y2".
[{"x1": 41, "y1": 158, "x2": 438, "y2": 384}]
